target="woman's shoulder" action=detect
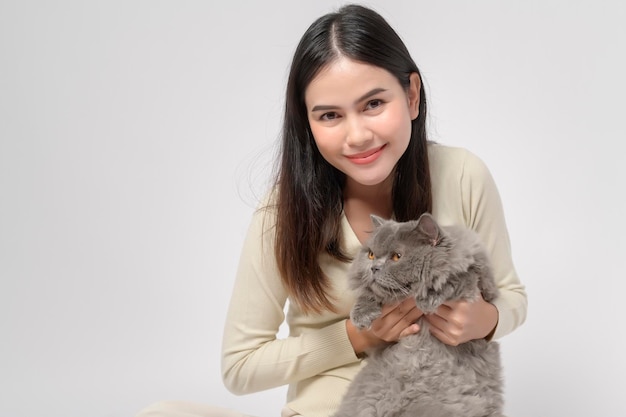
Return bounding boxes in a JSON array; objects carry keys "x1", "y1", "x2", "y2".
[
  {"x1": 428, "y1": 143, "x2": 491, "y2": 193},
  {"x1": 428, "y1": 142, "x2": 484, "y2": 169},
  {"x1": 428, "y1": 142, "x2": 490, "y2": 179}
]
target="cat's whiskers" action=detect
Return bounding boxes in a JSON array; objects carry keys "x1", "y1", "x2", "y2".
[{"x1": 373, "y1": 274, "x2": 412, "y2": 299}]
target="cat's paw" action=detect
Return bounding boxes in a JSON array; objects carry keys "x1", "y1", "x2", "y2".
[
  {"x1": 351, "y1": 314, "x2": 372, "y2": 330},
  {"x1": 350, "y1": 308, "x2": 378, "y2": 330}
]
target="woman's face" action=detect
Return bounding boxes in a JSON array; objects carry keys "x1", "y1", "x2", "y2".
[{"x1": 305, "y1": 57, "x2": 420, "y2": 190}]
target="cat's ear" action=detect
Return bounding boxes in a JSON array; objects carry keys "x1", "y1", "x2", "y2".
[
  {"x1": 370, "y1": 214, "x2": 386, "y2": 229},
  {"x1": 416, "y1": 213, "x2": 441, "y2": 246}
]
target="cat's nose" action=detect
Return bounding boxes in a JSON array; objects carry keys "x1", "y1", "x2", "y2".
[{"x1": 371, "y1": 265, "x2": 380, "y2": 272}]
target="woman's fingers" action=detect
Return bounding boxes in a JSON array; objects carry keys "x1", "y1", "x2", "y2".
[{"x1": 371, "y1": 298, "x2": 423, "y2": 341}]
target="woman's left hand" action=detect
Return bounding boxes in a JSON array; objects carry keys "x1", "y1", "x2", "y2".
[{"x1": 425, "y1": 296, "x2": 498, "y2": 346}]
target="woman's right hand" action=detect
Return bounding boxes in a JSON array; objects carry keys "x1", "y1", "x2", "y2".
[{"x1": 346, "y1": 297, "x2": 423, "y2": 355}]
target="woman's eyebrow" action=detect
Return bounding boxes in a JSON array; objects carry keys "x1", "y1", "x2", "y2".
[{"x1": 311, "y1": 88, "x2": 388, "y2": 112}]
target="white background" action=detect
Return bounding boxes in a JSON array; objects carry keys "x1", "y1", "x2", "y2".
[{"x1": 1, "y1": 1, "x2": 625, "y2": 416}]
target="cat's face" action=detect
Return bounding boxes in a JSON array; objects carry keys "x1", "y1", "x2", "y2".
[{"x1": 349, "y1": 213, "x2": 447, "y2": 305}]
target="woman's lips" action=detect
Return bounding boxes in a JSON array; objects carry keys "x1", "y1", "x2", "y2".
[{"x1": 346, "y1": 144, "x2": 387, "y2": 165}]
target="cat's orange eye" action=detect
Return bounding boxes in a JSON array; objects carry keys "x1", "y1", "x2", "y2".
[
  {"x1": 368, "y1": 250, "x2": 375, "y2": 260},
  {"x1": 391, "y1": 253, "x2": 402, "y2": 261}
]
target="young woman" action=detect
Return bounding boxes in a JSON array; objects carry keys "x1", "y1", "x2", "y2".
[{"x1": 138, "y1": 4, "x2": 527, "y2": 417}]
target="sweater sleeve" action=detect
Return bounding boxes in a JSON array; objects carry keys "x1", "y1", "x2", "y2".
[
  {"x1": 220, "y1": 204, "x2": 358, "y2": 395},
  {"x1": 460, "y1": 151, "x2": 528, "y2": 339}
]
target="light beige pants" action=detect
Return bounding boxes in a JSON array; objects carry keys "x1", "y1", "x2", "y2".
[{"x1": 136, "y1": 401, "x2": 301, "y2": 417}]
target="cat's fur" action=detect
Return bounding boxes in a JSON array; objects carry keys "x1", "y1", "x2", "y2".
[{"x1": 333, "y1": 213, "x2": 503, "y2": 417}]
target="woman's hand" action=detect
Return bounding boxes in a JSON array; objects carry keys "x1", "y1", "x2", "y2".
[
  {"x1": 371, "y1": 297, "x2": 424, "y2": 341},
  {"x1": 347, "y1": 297, "x2": 423, "y2": 355},
  {"x1": 425, "y1": 296, "x2": 498, "y2": 346}
]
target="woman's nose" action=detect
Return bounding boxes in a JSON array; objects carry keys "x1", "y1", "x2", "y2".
[{"x1": 345, "y1": 116, "x2": 373, "y2": 147}]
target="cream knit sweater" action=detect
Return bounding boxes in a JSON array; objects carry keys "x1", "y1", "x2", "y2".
[{"x1": 221, "y1": 144, "x2": 527, "y2": 417}]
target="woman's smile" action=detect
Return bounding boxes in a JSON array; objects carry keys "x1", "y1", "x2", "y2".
[{"x1": 346, "y1": 144, "x2": 387, "y2": 165}]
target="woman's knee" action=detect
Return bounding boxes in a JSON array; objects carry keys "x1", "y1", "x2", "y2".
[{"x1": 135, "y1": 401, "x2": 252, "y2": 417}]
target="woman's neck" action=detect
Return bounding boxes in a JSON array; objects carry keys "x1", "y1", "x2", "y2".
[
  {"x1": 343, "y1": 177, "x2": 393, "y2": 244},
  {"x1": 343, "y1": 174, "x2": 394, "y2": 220}
]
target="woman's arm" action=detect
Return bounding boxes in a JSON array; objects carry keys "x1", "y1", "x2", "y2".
[
  {"x1": 220, "y1": 204, "x2": 359, "y2": 395},
  {"x1": 460, "y1": 150, "x2": 528, "y2": 339},
  {"x1": 425, "y1": 148, "x2": 527, "y2": 344}
]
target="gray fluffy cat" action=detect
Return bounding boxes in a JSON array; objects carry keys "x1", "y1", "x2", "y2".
[{"x1": 333, "y1": 213, "x2": 503, "y2": 417}]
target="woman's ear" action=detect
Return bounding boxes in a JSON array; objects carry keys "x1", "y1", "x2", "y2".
[{"x1": 408, "y1": 72, "x2": 421, "y2": 120}]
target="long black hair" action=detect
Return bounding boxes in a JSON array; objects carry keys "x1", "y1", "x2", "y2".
[{"x1": 272, "y1": 4, "x2": 432, "y2": 313}]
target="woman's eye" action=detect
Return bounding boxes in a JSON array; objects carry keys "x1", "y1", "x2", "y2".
[
  {"x1": 365, "y1": 99, "x2": 383, "y2": 110},
  {"x1": 320, "y1": 112, "x2": 339, "y2": 121},
  {"x1": 368, "y1": 250, "x2": 375, "y2": 260},
  {"x1": 391, "y1": 253, "x2": 402, "y2": 261}
]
